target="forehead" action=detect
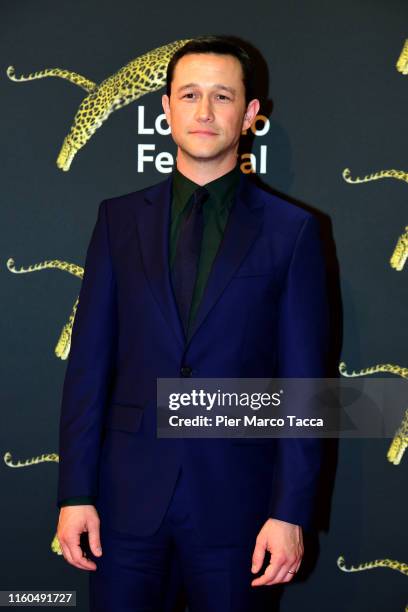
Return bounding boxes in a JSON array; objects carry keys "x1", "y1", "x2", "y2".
[{"x1": 172, "y1": 53, "x2": 244, "y2": 90}]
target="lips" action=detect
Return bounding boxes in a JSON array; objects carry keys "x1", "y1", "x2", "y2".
[{"x1": 189, "y1": 130, "x2": 217, "y2": 135}]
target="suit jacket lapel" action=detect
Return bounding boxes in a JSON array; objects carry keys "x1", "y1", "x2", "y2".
[
  {"x1": 134, "y1": 172, "x2": 264, "y2": 350},
  {"x1": 186, "y1": 173, "x2": 264, "y2": 345},
  {"x1": 134, "y1": 175, "x2": 186, "y2": 350}
]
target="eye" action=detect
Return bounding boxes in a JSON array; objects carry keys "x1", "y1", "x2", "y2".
[
  {"x1": 216, "y1": 94, "x2": 231, "y2": 101},
  {"x1": 182, "y1": 92, "x2": 196, "y2": 99}
]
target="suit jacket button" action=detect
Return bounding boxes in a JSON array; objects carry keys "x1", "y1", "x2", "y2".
[{"x1": 180, "y1": 365, "x2": 192, "y2": 377}]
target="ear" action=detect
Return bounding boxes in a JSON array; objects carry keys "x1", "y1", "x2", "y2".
[
  {"x1": 162, "y1": 94, "x2": 171, "y2": 126},
  {"x1": 242, "y1": 98, "x2": 260, "y2": 132}
]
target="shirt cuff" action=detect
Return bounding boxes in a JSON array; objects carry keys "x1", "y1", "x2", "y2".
[{"x1": 58, "y1": 496, "x2": 95, "y2": 508}]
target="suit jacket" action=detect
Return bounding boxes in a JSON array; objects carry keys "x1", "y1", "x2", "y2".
[{"x1": 57, "y1": 171, "x2": 329, "y2": 546}]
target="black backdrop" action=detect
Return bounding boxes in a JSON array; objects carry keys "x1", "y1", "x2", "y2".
[{"x1": 1, "y1": 1, "x2": 407, "y2": 610}]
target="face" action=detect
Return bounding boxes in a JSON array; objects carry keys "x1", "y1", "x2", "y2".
[{"x1": 162, "y1": 53, "x2": 259, "y2": 164}]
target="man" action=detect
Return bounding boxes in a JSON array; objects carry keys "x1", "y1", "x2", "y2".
[{"x1": 56, "y1": 36, "x2": 329, "y2": 612}]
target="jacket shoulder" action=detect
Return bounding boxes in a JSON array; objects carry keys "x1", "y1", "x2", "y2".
[
  {"x1": 101, "y1": 176, "x2": 171, "y2": 210},
  {"x1": 254, "y1": 185, "x2": 315, "y2": 223},
  {"x1": 245, "y1": 177, "x2": 315, "y2": 226}
]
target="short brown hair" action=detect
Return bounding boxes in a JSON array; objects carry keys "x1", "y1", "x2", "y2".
[{"x1": 166, "y1": 35, "x2": 256, "y2": 105}]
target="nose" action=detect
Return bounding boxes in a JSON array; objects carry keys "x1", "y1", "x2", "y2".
[{"x1": 195, "y1": 95, "x2": 214, "y2": 123}]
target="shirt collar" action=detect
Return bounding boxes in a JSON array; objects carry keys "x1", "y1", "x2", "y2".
[{"x1": 172, "y1": 162, "x2": 241, "y2": 217}]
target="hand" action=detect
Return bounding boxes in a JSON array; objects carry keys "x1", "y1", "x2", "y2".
[
  {"x1": 57, "y1": 505, "x2": 102, "y2": 571},
  {"x1": 251, "y1": 518, "x2": 303, "y2": 586}
]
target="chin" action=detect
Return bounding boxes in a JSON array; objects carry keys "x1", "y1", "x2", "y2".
[{"x1": 181, "y1": 145, "x2": 229, "y2": 162}]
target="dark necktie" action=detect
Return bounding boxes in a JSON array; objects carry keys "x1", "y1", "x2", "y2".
[{"x1": 171, "y1": 186, "x2": 209, "y2": 336}]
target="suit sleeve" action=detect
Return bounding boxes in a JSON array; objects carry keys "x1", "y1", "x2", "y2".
[
  {"x1": 268, "y1": 214, "x2": 329, "y2": 531},
  {"x1": 56, "y1": 199, "x2": 117, "y2": 507}
]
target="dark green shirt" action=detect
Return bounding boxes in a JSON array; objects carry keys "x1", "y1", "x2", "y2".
[
  {"x1": 58, "y1": 162, "x2": 241, "y2": 508},
  {"x1": 170, "y1": 162, "x2": 241, "y2": 339}
]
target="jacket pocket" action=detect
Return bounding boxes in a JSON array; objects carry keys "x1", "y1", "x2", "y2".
[{"x1": 104, "y1": 402, "x2": 144, "y2": 433}]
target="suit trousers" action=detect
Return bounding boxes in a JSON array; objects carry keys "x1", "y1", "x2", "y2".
[{"x1": 88, "y1": 467, "x2": 282, "y2": 612}]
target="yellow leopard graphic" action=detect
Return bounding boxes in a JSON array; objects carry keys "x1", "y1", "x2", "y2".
[
  {"x1": 387, "y1": 408, "x2": 408, "y2": 466},
  {"x1": 338, "y1": 555, "x2": 408, "y2": 611},
  {"x1": 337, "y1": 555, "x2": 408, "y2": 576},
  {"x1": 341, "y1": 42, "x2": 407, "y2": 276},
  {"x1": 390, "y1": 226, "x2": 408, "y2": 271},
  {"x1": 7, "y1": 257, "x2": 82, "y2": 360},
  {"x1": 339, "y1": 361, "x2": 408, "y2": 380},
  {"x1": 4, "y1": 451, "x2": 59, "y2": 467},
  {"x1": 7, "y1": 39, "x2": 191, "y2": 171},
  {"x1": 343, "y1": 167, "x2": 408, "y2": 185},
  {"x1": 51, "y1": 533, "x2": 63, "y2": 556},
  {"x1": 396, "y1": 38, "x2": 408, "y2": 74},
  {"x1": 342, "y1": 168, "x2": 408, "y2": 271},
  {"x1": 4, "y1": 451, "x2": 62, "y2": 554},
  {"x1": 339, "y1": 361, "x2": 408, "y2": 465}
]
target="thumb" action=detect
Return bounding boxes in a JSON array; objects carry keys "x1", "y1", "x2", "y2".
[
  {"x1": 251, "y1": 541, "x2": 266, "y2": 573},
  {"x1": 87, "y1": 521, "x2": 102, "y2": 557}
]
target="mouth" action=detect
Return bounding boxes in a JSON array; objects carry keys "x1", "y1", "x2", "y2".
[{"x1": 189, "y1": 130, "x2": 218, "y2": 136}]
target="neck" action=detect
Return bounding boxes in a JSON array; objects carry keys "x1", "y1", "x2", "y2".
[{"x1": 175, "y1": 150, "x2": 238, "y2": 185}]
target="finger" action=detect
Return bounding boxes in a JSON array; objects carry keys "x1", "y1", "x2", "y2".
[
  {"x1": 282, "y1": 552, "x2": 303, "y2": 580},
  {"x1": 255, "y1": 550, "x2": 288, "y2": 586},
  {"x1": 270, "y1": 560, "x2": 299, "y2": 585},
  {"x1": 251, "y1": 562, "x2": 280, "y2": 587},
  {"x1": 251, "y1": 541, "x2": 266, "y2": 574},
  {"x1": 66, "y1": 536, "x2": 97, "y2": 571},
  {"x1": 88, "y1": 521, "x2": 103, "y2": 557},
  {"x1": 60, "y1": 541, "x2": 90, "y2": 570},
  {"x1": 59, "y1": 543, "x2": 74, "y2": 566},
  {"x1": 290, "y1": 558, "x2": 302, "y2": 575}
]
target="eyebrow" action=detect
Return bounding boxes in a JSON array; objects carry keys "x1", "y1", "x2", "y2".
[{"x1": 177, "y1": 83, "x2": 236, "y2": 95}]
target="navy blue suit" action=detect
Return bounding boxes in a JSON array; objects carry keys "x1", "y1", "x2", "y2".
[{"x1": 57, "y1": 171, "x2": 329, "y2": 609}]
